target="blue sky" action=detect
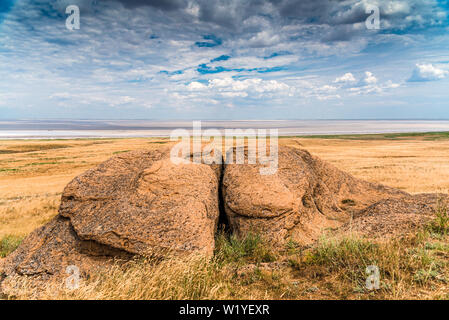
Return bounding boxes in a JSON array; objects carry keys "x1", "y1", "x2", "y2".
[{"x1": 0, "y1": 0, "x2": 448, "y2": 120}]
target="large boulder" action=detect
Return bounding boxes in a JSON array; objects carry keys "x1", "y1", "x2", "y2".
[
  {"x1": 1, "y1": 148, "x2": 221, "y2": 295},
  {"x1": 222, "y1": 145, "x2": 413, "y2": 245},
  {"x1": 59, "y1": 150, "x2": 220, "y2": 256}
]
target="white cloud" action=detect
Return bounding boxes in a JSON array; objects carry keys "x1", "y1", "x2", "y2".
[
  {"x1": 409, "y1": 63, "x2": 448, "y2": 82},
  {"x1": 245, "y1": 30, "x2": 282, "y2": 48},
  {"x1": 384, "y1": 1, "x2": 411, "y2": 15},
  {"x1": 183, "y1": 77, "x2": 292, "y2": 100},
  {"x1": 208, "y1": 78, "x2": 235, "y2": 89},
  {"x1": 204, "y1": 78, "x2": 290, "y2": 93},
  {"x1": 314, "y1": 85, "x2": 341, "y2": 100},
  {"x1": 384, "y1": 80, "x2": 401, "y2": 89},
  {"x1": 334, "y1": 73, "x2": 356, "y2": 83},
  {"x1": 363, "y1": 72, "x2": 378, "y2": 85},
  {"x1": 220, "y1": 92, "x2": 249, "y2": 98},
  {"x1": 187, "y1": 81, "x2": 207, "y2": 91},
  {"x1": 331, "y1": 71, "x2": 400, "y2": 96}
]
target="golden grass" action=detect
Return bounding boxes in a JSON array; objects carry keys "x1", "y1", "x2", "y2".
[
  {"x1": 1, "y1": 135, "x2": 449, "y2": 300},
  {"x1": 5, "y1": 228, "x2": 449, "y2": 300},
  {"x1": 285, "y1": 138, "x2": 449, "y2": 194}
]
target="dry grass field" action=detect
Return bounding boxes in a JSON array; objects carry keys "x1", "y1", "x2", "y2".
[{"x1": 1, "y1": 133, "x2": 449, "y2": 300}]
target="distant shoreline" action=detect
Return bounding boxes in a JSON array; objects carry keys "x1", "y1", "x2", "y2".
[
  {"x1": 1, "y1": 120, "x2": 449, "y2": 139},
  {"x1": 1, "y1": 131, "x2": 449, "y2": 141}
]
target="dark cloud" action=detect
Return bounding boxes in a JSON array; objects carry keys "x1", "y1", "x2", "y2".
[
  {"x1": 195, "y1": 0, "x2": 272, "y2": 28},
  {"x1": 277, "y1": 0, "x2": 338, "y2": 22},
  {"x1": 37, "y1": 0, "x2": 449, "y2": 46},
  {"x1": 195, "y1": 34, "x2": 223, "y2": 47},
  {"x1": 105, "y1": 0, "x2": 366, "y2": 27},
  {"x1": 108, "y1": 0, "x2": 187, "y2": 10},
  {"x1": 101, "y1": 1, "x2": 446, "y2": 41}
]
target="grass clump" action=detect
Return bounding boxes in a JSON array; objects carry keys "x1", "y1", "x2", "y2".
[
  {"x1": 288, "y1": 232, "x2": 449, "y2": 298},
  {"x1": 0, "y1": 235, "x2": 23, "y2": 257},
  {"x1": 428, "y1": 203, "x2": 449, "y2": 235},
  {"x1": 214, "y1": 231, "x2": 277, "y2": 264},
  {"x1": 75, "y1": 256, "x2": 229, "y2": 300},
  {"x1": 293, "y1": 131, "x2": 449, "y2": 141},
  {"x1": 112, "y1": 150, "x2": 131, "y2": 155},
  {"x1": 303, "y1": 237, "x2": 378, "y2": 270},
  {"x1": 23, "y1": 162, "x2": 58, "y2": 167},
  {"x1": 297, "y1": 237, "x2": 381, "y2": 290},
  {"x1": 0, "y1": 168, "x2": 19, "y2": 173}
]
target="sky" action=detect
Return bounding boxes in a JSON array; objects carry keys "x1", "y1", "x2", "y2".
[{"x1": 0, "y1": 0, "x2": 448, "y2": 120}]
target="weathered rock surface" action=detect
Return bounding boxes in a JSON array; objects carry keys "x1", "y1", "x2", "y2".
[
  {"x1": 222, "y1": 145, "x2": 438, "y2": 245},
  {"x1": 60, "y1": 151, "x2": 220, "y2": 256},
  {"x1": 1, "y1": 148, "x2": 221, "y2": 294},
  {"x1": 338, "y1": 193, "x2": 448, "y2": 239}
]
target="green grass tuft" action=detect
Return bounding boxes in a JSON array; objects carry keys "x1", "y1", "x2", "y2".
[
  {"x1": 214, "y1": 231, "x2": 276, "y2": 264},
  {"x1": 428, "y1": 203, "x2": 449, "y2": 235},
  {"x1": 290, "y1": 131, "x2": 449, "y2": 141},
  {"x1": 0, "y1": 235, "x2": 24, "y2": 257},
  {"x1": 303, "y1": 237, "x2": 379, "y2": 270},
  {"x1": 113, "y1": 150, "x2": 131, "y2": 155}
]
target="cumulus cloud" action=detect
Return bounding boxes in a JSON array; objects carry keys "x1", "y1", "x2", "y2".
[
  {"x1": 332, "y1": 71, "x2": 400, "y2": 95},
  {"x1": 246, "y1": 30, "x2": 282, "y2": 48},
  {"x1": 187, "y1": 81, "x2": 207, "y2": 90},
  {"x1": 334, "y1": 73, "x2": 356, "y2": 83},
  {"x1": 186, "y1": 77, "x2": 292, "y2": 99},
  {"x1": 363, "y1": 71, "x2": 378, "y2": 85},
  {"x1": 408, "y1": 63, "x2": 449, "y2": 82}
]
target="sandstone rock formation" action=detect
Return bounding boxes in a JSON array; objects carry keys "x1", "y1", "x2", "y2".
[
  {"x1": 1, "y1": 148, "x2": 221, "y2": 294},
  {"x1": 222, "y1": 145, "x2": 442, "y2": 245},
  {"x1": 59, "y1": 152, "x2": 220, "y2": 256},
  {"x1": 1, "y1": 144, "x2": 446, "y2": 297}
]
